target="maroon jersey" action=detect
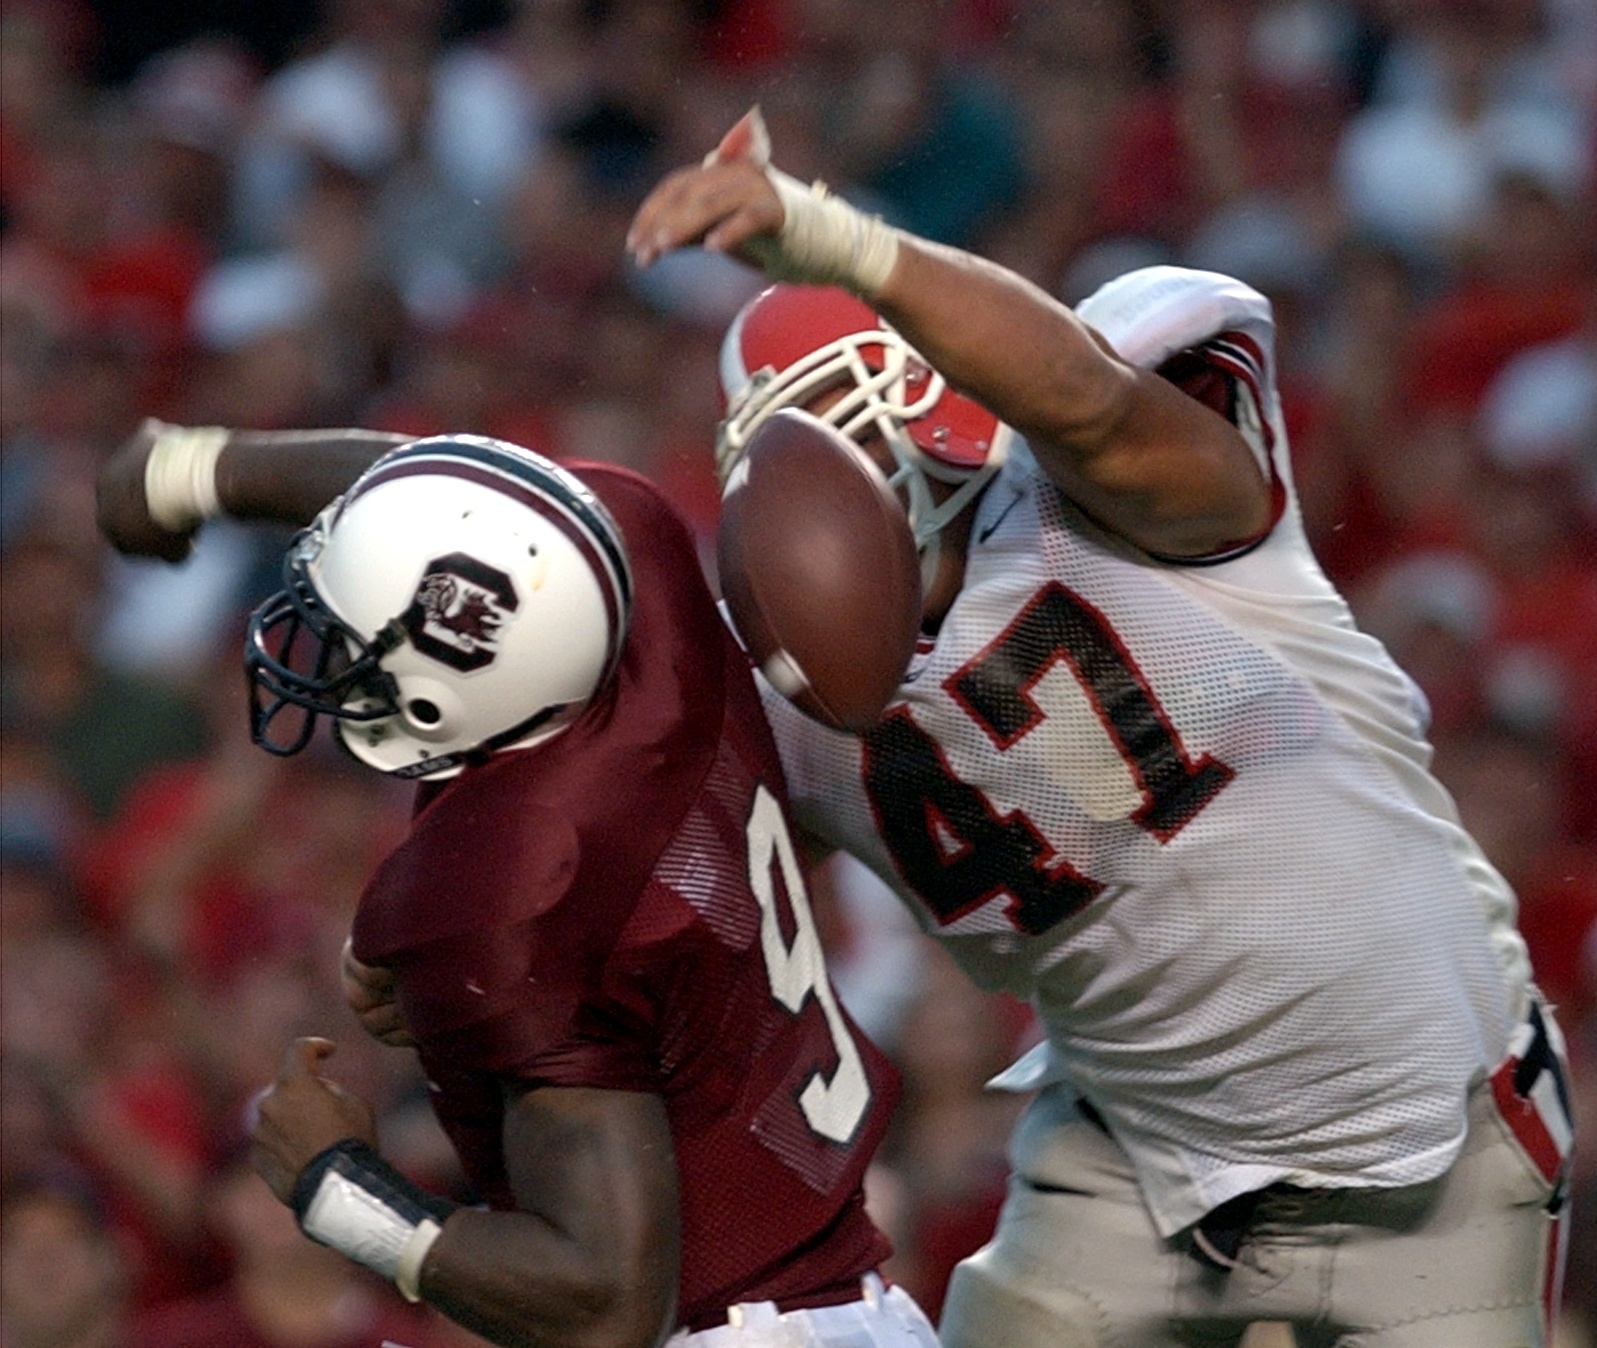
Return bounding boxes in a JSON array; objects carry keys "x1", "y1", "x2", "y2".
[{"x1": 350, "y1": 464, "x2": 897, "y2": 1330}]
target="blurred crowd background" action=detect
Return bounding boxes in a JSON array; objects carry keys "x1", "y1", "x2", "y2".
[{"x1": 1, "y1": 1, "x2": 1594, "y2": 1345}]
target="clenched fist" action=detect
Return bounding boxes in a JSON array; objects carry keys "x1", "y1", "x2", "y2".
[
  {"x1": 96, "y1": 418, "x2": 201, "y2": 561},
  {"x1": 250, "y1": 1037, "x2": 378, "y2": 1203},
  {"x1": 341, "y1": 939, "x2": 416, "y2": 1048}
]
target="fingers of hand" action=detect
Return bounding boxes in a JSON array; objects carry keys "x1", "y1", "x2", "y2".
[
  {"x1": 340, "y1": 936, "x2": 369, "y2": 980},
  {"x1": 627, "y1": 163, "x2": 778, "y2": 266},
  {"x1": 247, "y1": 1087, "x2": 302, "y2": 1202},
  {"x1": 705, "y1": 202, "x2": 785, "y2": 259},
  {"x1": 358, "y1": 1001, "x2": 413, "y2": 1044},
  {"x1": 280, "y1": 1035, "x2": 336, "y2": 1082},
  {"x1": 336, "y1": 942, "x2": 414, "y2": 1045},
  {"x1": 340, "y1": 940, "x2": 394, "y2": 1003},
  {"x1": 343, "y1": 977, "x2": 383, "y2": 1016},
  {"x1": 96, "y1": 430, "x2": 196, "y2": 561}
]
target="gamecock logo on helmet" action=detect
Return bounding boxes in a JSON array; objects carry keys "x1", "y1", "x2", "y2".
[{"x1": 403, "y1": 552, "x2": 519, "y2": 672}]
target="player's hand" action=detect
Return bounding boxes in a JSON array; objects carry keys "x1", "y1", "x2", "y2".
[
  {"x1": 96, "y1": 418, "x2": 197, "y2": 561},
  {"x1": 626, "y1": 110, "x2": 785, "y2": 269},
  {"x1": 250, "y1": 1037, "x2": 378, "y2": 1203},
  {"x1": 341, "y1": 939, "x2": 415, "y2": 1048}
]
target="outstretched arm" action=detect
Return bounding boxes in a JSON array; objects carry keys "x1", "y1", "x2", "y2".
[
  {"x1": 252, "y1": 1038, "x2": 679, "y2": 1348},
  {"x1": 97, "y1": 419, "x2": 412, "y2": 560},
  {"x1": 627, "y1": 113, "x2": 1270, "y2": 558}
]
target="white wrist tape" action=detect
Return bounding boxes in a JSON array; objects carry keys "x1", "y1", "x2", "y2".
[
  {"x1": 292, "y1": 1140, "x2": 454, "y2": 1302},
  {"x1": 301, "y1": 1167, "x2": 419, "y2": 1281},
  {"x1": 747, "y1": 167, "x2": 901, "y2": 299},
  {"x1": 143, "y1": 425, "x2": 229, "y2": 531},
  {"x1": 394, "y1": 1218, "x2": 443, "y2": 1303}
]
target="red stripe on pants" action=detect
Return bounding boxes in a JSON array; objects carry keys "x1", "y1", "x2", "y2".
[{"x1": 1490, "y1": 1060, "x2": 1564, "y2": 1184}]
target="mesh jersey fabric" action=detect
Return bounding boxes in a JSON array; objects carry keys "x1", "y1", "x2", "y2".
[{"x1": 761, "y1": 327, "x2": 1530, "y2": 1238}]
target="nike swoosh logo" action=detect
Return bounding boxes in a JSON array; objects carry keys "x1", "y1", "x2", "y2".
[{"x1": 978, "y1": 491, "x2": 1021, "y2": 544}]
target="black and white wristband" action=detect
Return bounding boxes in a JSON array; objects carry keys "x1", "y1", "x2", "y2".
[{"x1": 291, "y1": 1139, "x2": 457, "y2": 1302}]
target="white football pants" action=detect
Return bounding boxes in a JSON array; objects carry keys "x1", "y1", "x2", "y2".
[
  {"x1": 940, "y1": 1020, "x2": 1570, "y2": 1348},
  {"x1": 668, "y1": 1274, "x2": 942, "y2": 1348}
]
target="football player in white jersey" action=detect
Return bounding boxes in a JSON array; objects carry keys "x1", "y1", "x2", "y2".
[{"x1": 627, "y1": 110, "x2": 1575, "y2": 1348}]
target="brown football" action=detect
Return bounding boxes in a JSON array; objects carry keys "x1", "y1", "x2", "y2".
[{"x1": 717, "y1": 408, "x2": 922, "y2": 732}]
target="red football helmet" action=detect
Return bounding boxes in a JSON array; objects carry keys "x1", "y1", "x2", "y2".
[{"x1": 716, "y1": 284, "x2": 1010, "y2": 580}]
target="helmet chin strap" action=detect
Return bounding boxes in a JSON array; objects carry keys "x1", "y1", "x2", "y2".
[
  {"x1": 916, "y1": 531, "x2": 943, "y2": 602},
  {"x1": 888, "y1": 436, "x2": 1004, "y2": 607}
]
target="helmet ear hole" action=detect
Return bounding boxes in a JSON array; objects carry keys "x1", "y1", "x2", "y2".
[{"x1": 408, "y1": 698, "x2": 443, "y2": 726}]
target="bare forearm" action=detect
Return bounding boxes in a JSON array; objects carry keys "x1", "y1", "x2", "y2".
[
  {"x1": 255, "y1": 1057, "x2": 678, "y2": 1348},
  {"x1": 423, "y1": 1207, "x2": 673, "y2": 1348},
  {"x1": 624, "y1": 108, "x2": 1270, "y2": 554},
  {"x1": 214, "y1": 428, "x2": 411, "y2": 524},
  {"x1": 873, "y1": 238, "x2": 1127, "y2": 446},
  {"x1": 414, "y1": 1086, "x2": 678, "y2": 1348},
  {"x1": 875, "y1": 240, "x2": 1269, "y2": 553},
  {"x1": 98, "y1": 420, "x2": 413, "y2": 560}
]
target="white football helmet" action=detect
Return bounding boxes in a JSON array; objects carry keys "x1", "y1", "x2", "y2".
[
  {"x1": 246, "y1": 435, "x2": 633, "y2": 781},
  {"x1": 717, "y1": 284, "x2": 1010, "y2": 590}
]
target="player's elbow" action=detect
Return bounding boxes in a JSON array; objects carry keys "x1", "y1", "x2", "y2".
[
  {"x1": 550, "y1": 1296, "x2": 672, "y2": 1348},
  {"x1": 1029, "y1": 360, "x2": 1270, "y2": 551},
  {"x1": 564, "y1": 1251, "x2": 681, "y2": 1348},
  {"x1": 492, "y1": 1280, "x2": 677, "y2": 1348},
  {"x1": 590, "y1": 1277, "x2": 679, "y2": 1348},
  {"x1": 440, "y1": 1244, "x2": 677, "y2": 1348}
]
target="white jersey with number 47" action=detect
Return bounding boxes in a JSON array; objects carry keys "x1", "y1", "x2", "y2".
[{"x1": 759, "y1": 268, "x2": 1532, "y2": 1239}]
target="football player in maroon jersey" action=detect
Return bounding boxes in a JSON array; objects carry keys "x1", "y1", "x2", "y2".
[{"x1": 96, "y1": 427, "x2": 941, "y2": 1348}]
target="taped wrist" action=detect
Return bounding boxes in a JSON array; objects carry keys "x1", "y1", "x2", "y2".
[
  {"x1": 143, "y1": 425, "x2": 229, "y2": 531},
  {"x1": 291, "y1": 1139, "x2": 456, "y2": 1302},
  {"x1": 747, "y1": 167, "x2": 900, "y2": 299}
]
